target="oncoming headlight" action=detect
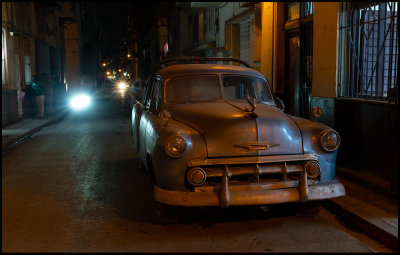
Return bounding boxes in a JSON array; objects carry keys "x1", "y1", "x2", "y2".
[
  {"x1": 319, "y1": 130, "x2": 341, "y2": 152},
  {"x1": 69, "y1": 94, "x2": 91, "y2": 110},
  {"x1": 165, "y1": 135, "x2": 187, "y2": 158},
  {"x1": 118, "y1": 82, "x2": 127, "y2": 90}
]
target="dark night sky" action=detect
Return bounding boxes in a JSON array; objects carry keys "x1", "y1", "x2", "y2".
[
  {"x1": 96, "y1": 2, "x2": 162, "y2": 58},
  {"x1": 96, "y1": 2, "x2": 131, "y2": 57},
  {"x1": 89, "y1": 2, "x2": 166, "y2": 60}
]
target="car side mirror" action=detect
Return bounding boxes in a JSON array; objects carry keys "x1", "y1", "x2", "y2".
[
  {"x1": 136, "y1": 99, "x2": 145, "y2": 108},
  {"x1": 275, "y1": 97, "x2": 285, "y2": 112}
]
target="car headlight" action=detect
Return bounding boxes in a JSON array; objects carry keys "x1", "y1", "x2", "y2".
[
  {"x1": 69, "y1": 94, "x2": 91, "y2": 110},
  {"x1": 165, "y1": 135, "x2": 187, "y2": 158},
  {"x1": 118, "y1": 82, "x2": 127, "y2": 90},
  {"x1": 319, "y1": 130, "x2": 341, "y2": 152}
]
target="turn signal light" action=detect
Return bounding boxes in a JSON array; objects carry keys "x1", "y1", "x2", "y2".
[
  {"x1": 186, "y1": 167, "x2": 206, "y2": 186},
  {"x1": 305, "y1": 161, "x2": 320, "y2": 179}
]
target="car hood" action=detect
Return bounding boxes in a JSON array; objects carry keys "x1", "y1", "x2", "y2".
[{"x1": 165, "y1": 101, "x2": 303, "y2": 157}]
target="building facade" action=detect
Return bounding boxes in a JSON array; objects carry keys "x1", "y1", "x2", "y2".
[
  {"x1": 2, "y1": 2, "x2": 37, "y2": 124},
  {"x1": 2, "y1": 2, "x2": 84, "y2": 126}
]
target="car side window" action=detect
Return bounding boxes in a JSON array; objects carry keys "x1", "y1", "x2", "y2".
[
  {"x1": 143, "y1": 78, "x2": 151, "y2": 107},
  {"x1": 148, "y1": 76, "x2": 162, "y2": 112}
]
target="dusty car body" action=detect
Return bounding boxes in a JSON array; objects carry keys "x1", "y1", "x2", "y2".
[{"x1": 131, "y1": 57, "x2": 345, "y2": 209}]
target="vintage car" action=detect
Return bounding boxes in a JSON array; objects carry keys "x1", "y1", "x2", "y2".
[{"x1": 131, "y1": 57, "x2": 345, "y2": 216}]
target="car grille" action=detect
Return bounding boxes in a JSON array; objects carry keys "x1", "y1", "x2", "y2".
[
  {"x1": 187, "y1": 162, "x2": 314, "y2": 189},
  {"x1": 185, "y1": 155, "x2": 320, "y2": 207}
]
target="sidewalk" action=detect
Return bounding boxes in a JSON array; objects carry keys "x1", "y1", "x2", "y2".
[
  {"x1": 2, "y1": 108, "x2": 69, "y2": 153},
  {"x1": 325, "y1": 167, "x2": 398, "y2": 251},
  {"x1": 1, "y1": 112, "x2": 398, "y2": 251}
]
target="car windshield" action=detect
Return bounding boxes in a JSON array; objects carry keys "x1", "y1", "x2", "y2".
[
  {"x1": 165, "y1": 74, "x2": 222, "y2": 103},
  {"x1": 164, "y1": 73, "x2": 274, "y2": 105},
  {"x1": 222, "y1": 75, "x2": 274, "y2": 104}
]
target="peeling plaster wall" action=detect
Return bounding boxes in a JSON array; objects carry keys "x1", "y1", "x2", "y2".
[
  {"x1": 312, "y1": 2, "x2": 338, "y2": 98},
  {"x1": 261, "y1": 2, "x2": 274, "y2": 91},
  {"x1": 311, "y1": 2, "x2": 339, "y2": 128}
]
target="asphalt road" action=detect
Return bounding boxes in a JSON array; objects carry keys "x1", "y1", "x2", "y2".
[{"x1": 1, "y1": 90, "x2": 388, "y2": 252}]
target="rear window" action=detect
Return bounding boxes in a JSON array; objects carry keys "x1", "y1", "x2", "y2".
[{"x1": 165, "y1": 74, "x2": 222, "y2": 104}]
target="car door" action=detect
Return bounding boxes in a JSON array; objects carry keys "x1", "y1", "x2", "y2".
[
  {"x1": 132, "y1": 80, "x2": 151, "y2": 153},
  {"x1": 138, "y1": 76, "x2": 162, "y2": 163}
]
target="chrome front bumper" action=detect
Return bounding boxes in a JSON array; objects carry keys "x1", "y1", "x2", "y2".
[{"x1": 154, "y1": 178, "x2": 345, "y2": 207}]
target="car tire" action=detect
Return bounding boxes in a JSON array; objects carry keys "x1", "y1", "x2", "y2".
[
  {"x1": 293, "y1": 200, "x2": 324, "y2": 217},
  {"x1": 137, "y1": 159, "x2": 146, "y2": 172}
]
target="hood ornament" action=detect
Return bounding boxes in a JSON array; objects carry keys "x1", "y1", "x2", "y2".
[
  {"x1": 234, "y1": 141, "x2": 280, "y2": 151},
  {"x1": 245, "y1": 96, "x2": 256, "y2": 112},
  {"x1": 245, "y1": 96, "x2": 258, "y2": 119}
]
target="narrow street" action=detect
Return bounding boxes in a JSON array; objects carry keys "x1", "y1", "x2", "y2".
[{"x1": 2, "y1": 91, "x2": 392, "y2": 252}]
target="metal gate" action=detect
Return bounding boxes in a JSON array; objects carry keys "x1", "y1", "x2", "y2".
[
  {"x1": 299, "y1": 17, "x2": 313, "y2": 119},
  {"x1": 239, "y1": 19, "x2": 250, "y2": 64}
]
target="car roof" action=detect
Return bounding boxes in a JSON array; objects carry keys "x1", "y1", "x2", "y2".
[{"x1": 158, "y1": 64, "x2": 267, "y2": 81}]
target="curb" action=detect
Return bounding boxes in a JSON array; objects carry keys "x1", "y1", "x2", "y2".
[
  {"x1": 336, "y1": 167, "x2": 396, "y2": 198},
  {"x1": 324, "y1": 197, "x2": 398, "y2": 251},
  {"x1": 2, "y1": 109, "x2": 69, "y2": 153}
]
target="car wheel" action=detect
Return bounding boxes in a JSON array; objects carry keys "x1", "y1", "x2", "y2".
[
  {"x1": 137, "y1": 159, "x2": 146, "y2": 172},
  {"x1": 294, "y1": 200, "x2": 324, "y2": 217}
]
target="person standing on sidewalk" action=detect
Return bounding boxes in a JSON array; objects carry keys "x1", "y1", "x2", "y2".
[
  {"x1": 24, "y1": 76, "x2": 38, "y2": 117},
  {"x1": 31, "y1": 75, "x2": 45, "y2": 118},
  {"x1": 51, "y1": 74, "x2": 66, "y2": 111},
  {"x1": 41, "y1": 73, "x2": 53, "y2": 116}
]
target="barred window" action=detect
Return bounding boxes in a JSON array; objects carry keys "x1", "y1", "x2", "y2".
[{"x1": 338, "y1": 2, "x2": 398, "y2": 102}]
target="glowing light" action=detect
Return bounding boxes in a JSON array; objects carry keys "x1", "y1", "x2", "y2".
[
  {"x1": 70, "y1": 94, "x2": 92, "y2": 110},
  {"x1": 118, "y1": 82, "x2": 127, "y2": 90},
  {"x1": 102, "y1": 63, "x2": 106, "y2": 67},
  {"x1": 118, "y1": 69, "x2": 122, "y2": 72},
  {"x1": 106, "y1": 71, "x2": 111, "y2": 75}
]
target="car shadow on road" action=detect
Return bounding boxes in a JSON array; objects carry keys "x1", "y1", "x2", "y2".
[{"x1": 92, "y1": 157, "x2": 300, "y2": 226}]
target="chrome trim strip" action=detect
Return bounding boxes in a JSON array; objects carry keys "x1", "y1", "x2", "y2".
[
  {"x1": 188, "y1": 154, "x2": 319, "y2": 167},
  {"x1": 205, "y1": 163, "x2": 304, "y2": 178}
]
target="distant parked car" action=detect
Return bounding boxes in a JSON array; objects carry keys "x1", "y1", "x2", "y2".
[{"x1": 131, "y1": 57, "x2": 345, "y2": 219}]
